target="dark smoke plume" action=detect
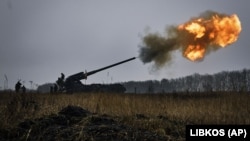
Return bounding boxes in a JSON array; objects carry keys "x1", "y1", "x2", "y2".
[{"x1": 139, "y1": 26, "x2": 180, "y2": 68}]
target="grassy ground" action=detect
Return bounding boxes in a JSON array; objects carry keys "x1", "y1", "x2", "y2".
[{"x1": 0, "y1": 91, "x2": 250, "y2": 140}]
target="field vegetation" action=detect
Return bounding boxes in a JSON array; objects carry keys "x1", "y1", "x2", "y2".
[{"x1": 0, "y1": 91, "x2": 249, "y2": 140}]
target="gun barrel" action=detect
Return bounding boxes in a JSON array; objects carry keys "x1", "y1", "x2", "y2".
[
  {"x1": 87, "y1": 57, "x2": 136, "y2": 76},
  {"x1": 65, "y1": 57, "x2": 136, "y2": 84}
]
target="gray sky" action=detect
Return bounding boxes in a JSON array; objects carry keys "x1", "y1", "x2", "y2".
[{"x1": 0, "y1": 0, "x2": 249, "y2": 89}]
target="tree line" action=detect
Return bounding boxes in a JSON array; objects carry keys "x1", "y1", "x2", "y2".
[{"x1": 123, "y1": 69, "x2": 250, "y2": 93}]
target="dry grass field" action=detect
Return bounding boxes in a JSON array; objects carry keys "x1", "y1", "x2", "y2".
[{"x1": 0, "y1": 91, "x2": 250, "y2": 140}]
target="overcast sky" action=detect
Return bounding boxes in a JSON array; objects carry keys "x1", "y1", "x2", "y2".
[{"x1": 0, "y1": 0, "x2": 249, "y2": 89}]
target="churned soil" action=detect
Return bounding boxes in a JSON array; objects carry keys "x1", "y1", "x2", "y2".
[{"x1": 0, "y1": 105, "x2": 172, "y2": 141}]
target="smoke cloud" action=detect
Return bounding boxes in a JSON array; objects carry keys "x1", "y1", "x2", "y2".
[
  {"x1": 139, "y1": 10, "x2": 241, "y2": 68},
  {"x1": 139, "y1": 27, "x2": 180, "y2": 68}
]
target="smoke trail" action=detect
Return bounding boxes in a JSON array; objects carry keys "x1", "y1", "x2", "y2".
[{"x1": 139, "y1": 10, "x2": 241, "y2": 68}]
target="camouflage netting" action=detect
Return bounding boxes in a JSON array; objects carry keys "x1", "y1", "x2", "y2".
[{"x1": 0, "y1": 105, "x2": 170, "y2": 141}]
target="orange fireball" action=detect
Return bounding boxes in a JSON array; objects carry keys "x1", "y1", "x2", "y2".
[
  {"x1": 140, "y1": 11, "x2": 242, "y2": 67},
  {"x1": 178, "y1": 13, "x2": 241, "y2": 61}
]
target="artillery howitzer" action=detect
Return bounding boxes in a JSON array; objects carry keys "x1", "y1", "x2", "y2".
[{"x1": 56, "y1": 57, "x2": 136, "y2": 93}]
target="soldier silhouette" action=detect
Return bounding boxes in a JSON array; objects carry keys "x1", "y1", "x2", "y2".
[
  {"x1": 21, "y1": 85, "x2": 26, "y2": 94},
  {"x1": 61, "y1": 73, "x2": 65, "y2": 80},
  {"x1": 15, "y1": 81, "x2": 22, "y2": 93},
  {"x1": 56, "y1": 73, "x2": 65, "y2": 92}
]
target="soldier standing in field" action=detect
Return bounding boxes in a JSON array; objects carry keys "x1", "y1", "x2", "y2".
[
  {"x1": 15, "y1": 81, "x2": 22, "y2": 93},
  {"x1": 21, "y1": 85, "x2": 26, "y2": 94}
]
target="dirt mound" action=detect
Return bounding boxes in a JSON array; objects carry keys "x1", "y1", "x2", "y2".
[
  {"x1": 59, "y1": 105, "x2": 91, "y2": 117},
  {"x1": 1, "y1": 105, "x2": 169, "y2": 141}
]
